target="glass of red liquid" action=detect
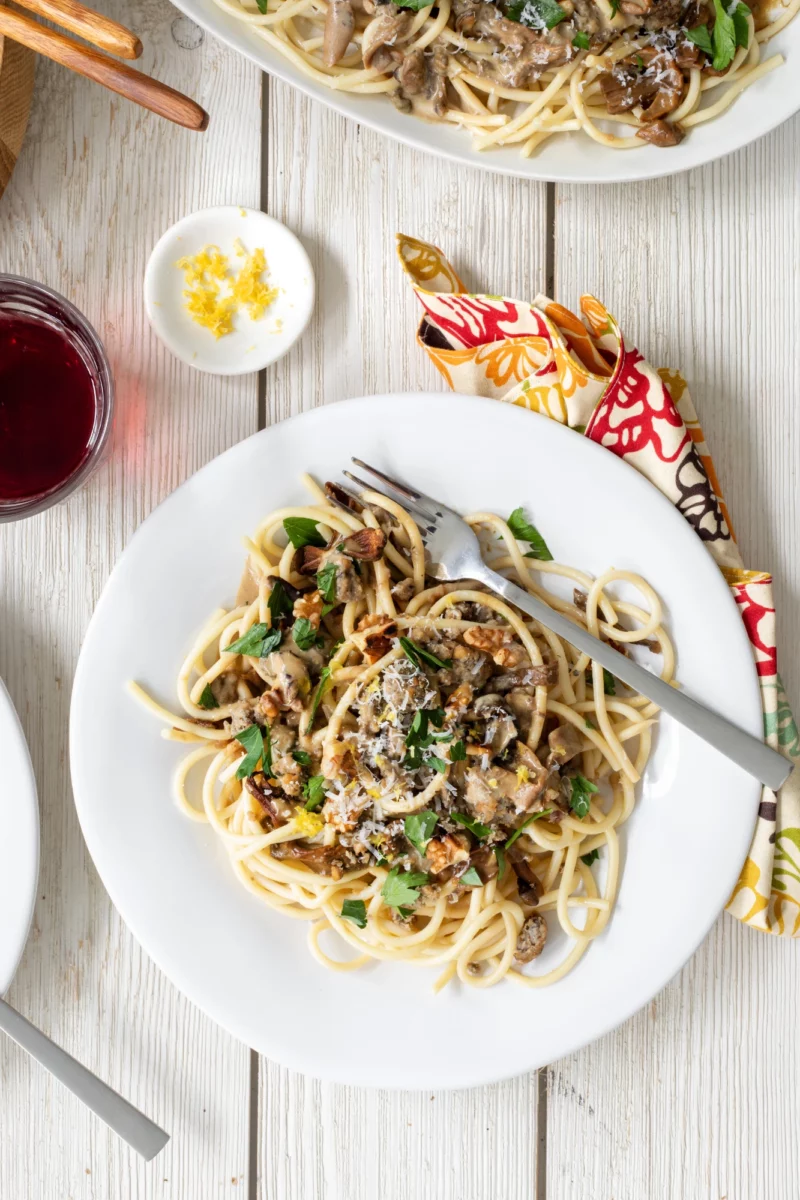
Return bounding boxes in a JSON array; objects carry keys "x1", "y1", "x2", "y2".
[{"x1": 0, "y1": 276, "x2": 114, "y2": 521}]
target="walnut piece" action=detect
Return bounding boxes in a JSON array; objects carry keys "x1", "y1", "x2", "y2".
[
  {"x1": 293, "y1": 589, "x2": 323, "y2": 630},
  {"x1": 426, "y1": 832, "x2": 470, "y2": 875}
]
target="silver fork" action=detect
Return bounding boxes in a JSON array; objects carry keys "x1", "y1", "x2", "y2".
[{"x1": 345, "y1": 458, "x2": 791, "y2": 792}]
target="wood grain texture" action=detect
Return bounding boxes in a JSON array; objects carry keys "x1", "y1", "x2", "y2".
[
  {"x1": 0, "y1": 30, "x2": 35, "y2": 200},
  {"x1": 0, "y1": 1, "x2": 260, "y2": 1195},
  {"x1": 549, "y1": 120, "x2": 800, "y2": 1200},
  {"x1": 258, "y1": 77, "x2": 548, "y2": 1200}
]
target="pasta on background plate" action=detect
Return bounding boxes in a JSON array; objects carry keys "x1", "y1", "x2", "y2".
[{"x1": 212, "y1": 0, "x2": 798, "y2": 155}]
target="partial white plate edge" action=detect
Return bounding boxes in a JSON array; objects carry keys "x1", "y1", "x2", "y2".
[
  {"x1": 170, "y1": 0, "x2": 800, "y2": 184},
  {"x1": 0, "y1": 678, "x2": 40, "y2": 996}
]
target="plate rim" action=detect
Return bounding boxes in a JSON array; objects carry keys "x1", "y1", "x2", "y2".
[
  {"x1": 0, "y1": 677, "x2": 40, "y2": 996},
  {"x1": 175, "y1": 0, "x2": 800, "y2": 184},
  {"x1": 70, "y1": 392, "x2": 763, "y2": 1088}
]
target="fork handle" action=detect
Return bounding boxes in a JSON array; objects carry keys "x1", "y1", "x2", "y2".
[
  {"x1": 479, "y1": 566, "x2": 791, "y2": 792},
  {"x1": 0, "y1": 997, "x2": 170, "y2": 1160}
]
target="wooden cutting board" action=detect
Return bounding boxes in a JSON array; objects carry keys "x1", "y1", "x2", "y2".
[{"x1": 0, "y1": 26, "x2": 35, "y2": 201}]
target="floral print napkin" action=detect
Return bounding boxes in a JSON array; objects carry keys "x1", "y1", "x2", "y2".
[{"x1": 397, "y1": 233, "x2": 800, "y2": 937}]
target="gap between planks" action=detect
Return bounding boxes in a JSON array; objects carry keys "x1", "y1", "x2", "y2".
[{"x1": 247, "y1": 93, "x2": 558, "y2": 1200}]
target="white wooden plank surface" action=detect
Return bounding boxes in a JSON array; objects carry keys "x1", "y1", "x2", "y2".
[
  {"x1": 549, "y1": 122, "x2": 800, "y2": 1200},
  {"x1": 259, "y1": 79, "x2": 548, "y2": 1200},
  {"x1": 3, "y1": 8, "x2": 800, "y2": 1194},
  {"x1": 0, "y1": 3, "x2": 260, "y2": 1196}
]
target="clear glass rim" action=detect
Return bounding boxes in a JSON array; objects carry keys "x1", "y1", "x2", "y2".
[{"x1": 0, "y1": 275, "x2": 115, "y2": 523}]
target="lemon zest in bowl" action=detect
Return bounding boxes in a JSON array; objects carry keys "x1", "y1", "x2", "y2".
[{"x1": 175, "y1": 242, "x2": 279, "y2": 339}]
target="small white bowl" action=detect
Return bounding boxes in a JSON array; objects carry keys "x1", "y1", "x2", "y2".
[{"x1": 144, "y1": 206, "x2": 314, "y2": 375}]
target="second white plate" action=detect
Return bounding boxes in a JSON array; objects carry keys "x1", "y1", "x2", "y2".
[{"x1": 70, "y1": 393, "x2": 762, "y2": 1088}]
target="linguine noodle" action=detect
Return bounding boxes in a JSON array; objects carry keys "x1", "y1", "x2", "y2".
[{"x1": 131, "y1": 474, "x2": 672, "y2": 989}]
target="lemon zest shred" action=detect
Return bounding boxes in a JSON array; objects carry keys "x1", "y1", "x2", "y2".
[{"x1": 174, "y1": 242, "x2": 279, "y2": 339}]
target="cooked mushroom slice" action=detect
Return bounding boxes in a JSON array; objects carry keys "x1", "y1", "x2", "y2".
[
  {"x1": 251, "y1": 650, "x2": 310, "y2": 710},
  {"x1": 514, "y1": 913, "x2": 547, "y2": 963},
  {"x1": 547, "y1": 722, "x2": 583, "y2": 766},
  {"x1": 469, "y1": 845, "x2": 499, "y2": 884},
  {"x1": 338, "y1": 527, "x2": 386, "y2": 561},
  {"x1": 324, "y1": 480, "x2": 364, "y2": 513},
  {"x1": 361, "y1": 7, "x2": 411, "y2": 71},
  {"x1": 636, "y1": 119, "x2": 684, "y2": 147},
  {"x1": 270, "y1": 841, "x2": 356, "y2": 879},
  {"x1": 323, "y1": 0, "x2": 355, "y2": 67},
  {"x1": 472, "y1": 694, "x2": 518, "y2": 758},
  {"x1": 396, "y1": 47, "x2": 427, "y2": 98},
  {"x1": 452, "y1": 0, "x2": 480, "y2": 32},
  {"x1": 424, "y1": 45, "x2": 449, "y2": 118},
  {"x1": 245, "y1": 774, "x2": 296, "y2": 826},
  {"x1": 507, "y1": 845, "x2": 542, "y2": 901}
]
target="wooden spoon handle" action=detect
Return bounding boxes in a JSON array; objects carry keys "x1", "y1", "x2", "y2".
[
  {"x1": 10, "y1": 0, "x2": 142, "y2": 59},
  {"x1": 0, "y1": 7, "x2": 208, "y2": 130}
]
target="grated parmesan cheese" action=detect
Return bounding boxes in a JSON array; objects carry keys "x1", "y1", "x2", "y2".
[{"x1": 175, "y1": 242, "x2": 280, "y2": 339}]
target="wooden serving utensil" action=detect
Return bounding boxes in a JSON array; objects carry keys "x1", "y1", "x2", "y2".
[
  {"x1": 12, "y1": 0, "x2": 142, "y2": 59},
  {"x1": 0, "y1": 0, "x2": 208, "y2": 131},
  {"x1": 0, "y1": 29, "x2": 35, "y2": 199}
]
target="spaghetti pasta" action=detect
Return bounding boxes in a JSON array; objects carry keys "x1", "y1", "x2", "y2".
[
  {"x1": 210, "y1": 0, "x2": 795, "y2": 155},
  {"x1": 131, "y1": 476, "x2": 671, "y2": 989}
]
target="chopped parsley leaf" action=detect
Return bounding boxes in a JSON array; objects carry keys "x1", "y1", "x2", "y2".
[
  {"x1": 341, "y1": 899, "x2": 367, "y2": 928},
  {"x1": 449, "y1": 740, "x2": 467, "y2": 762},
  {"x1": 507, "y1": 506, "x2": 553, "y2": 561},
  {"x1": 267, "y1": 579, "x2": 294, "y2": 624},
  {"x1": 234, "y1": 724, "x2": 267, "y2": 780},
  {"x1": 451, "y1": 811, "x2": 492, "y2": 840},
  {"x1": 316, "y1": 563, "x2": 338, "y2": 606},
  {"x1": 293, "y1": 617, "x2": 320, "y2": 651},
  {"x1": 460, "y1": 866, "x2": 483, "y2": 887},
  {"x1": 505, "y1": 808, "x2": 554, "y2": 849},
  {"x1": 305, "y1": 666, "x2": 331, "y2": 735},
  {"x1": 381, "y1": 867, "x2": 429, "y2": 910},
  {"x1": 398, "y1": 635, "x2": 452, "y2": 671},
  {"x1": 292, "y1": 748, "x2": 312, "y2": 766},
  {"x1": 686, "y1": 23, "x2": 713, "y2": 54},
  {"x1": 495, "y1": 845, "x2": 506, "y2": 879},
  {"x1": 572, "y1": 30, "x2": 590, "y2": 49},
  {"x1": 603, "y1": 669, "x2": 616, "y2": 696},
  {"x1": 426, "y1": 755, "x2": 447, "y2": 774},
  {"x1": 506, "y1": 0, "x2": 567, "y2": 29},
  {"x1": 567, "y1": 773, "x2": 598, "y2": 819},
  {"x1": 198, "y1": 683, "x2": 218, "y2": 709},
  {"x1": 226, "y1": 623, "x2": 282, "y2": 658},
  {"x1": 283, "y1": 516, "x2": 326, "y2": 549},
  {"x1": 303, "y1": 774, "x2": 328, "y2": 811},
  {"x1": 404, "y1": 810, "x2": 438, "y2": 854},
  {"x1": 581, "y1": 848, "x2": 600, "y2": 866}
]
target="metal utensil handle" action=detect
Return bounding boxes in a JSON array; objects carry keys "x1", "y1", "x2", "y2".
[
  {"x1": 482, "y1": 567, "x2": 791, "y2": 792},
  {"x1": 0, "y1": 997, "x2": 170, "y2": 1160}
]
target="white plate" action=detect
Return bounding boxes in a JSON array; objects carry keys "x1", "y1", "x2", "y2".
[
  {"x1": 0, "y1": 678, "x2": 39, "y2": 995},
  {"x1": 174, "y1": 0, "x2": 799, "y2": 183},
  {"x1": 144, "y1": 207, "x2": 314, "y2": 375},
  {"x1": 70, "y1": 393, "x2": 762, "y2": 1088}
]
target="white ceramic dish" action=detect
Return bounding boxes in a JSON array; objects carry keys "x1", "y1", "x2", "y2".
[
  {"x1": 70, "y1": 393, "x2": 762, "y2": 1089},
  {"x1": 0, "y1": 678, "x2": 39, "y2": 995},
  {"x1": 171, "y1": 0, "x2": 799, "y2": 183},
  {"x1": 144, "y1": 207, "x2": 314, "y2": 375}
]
